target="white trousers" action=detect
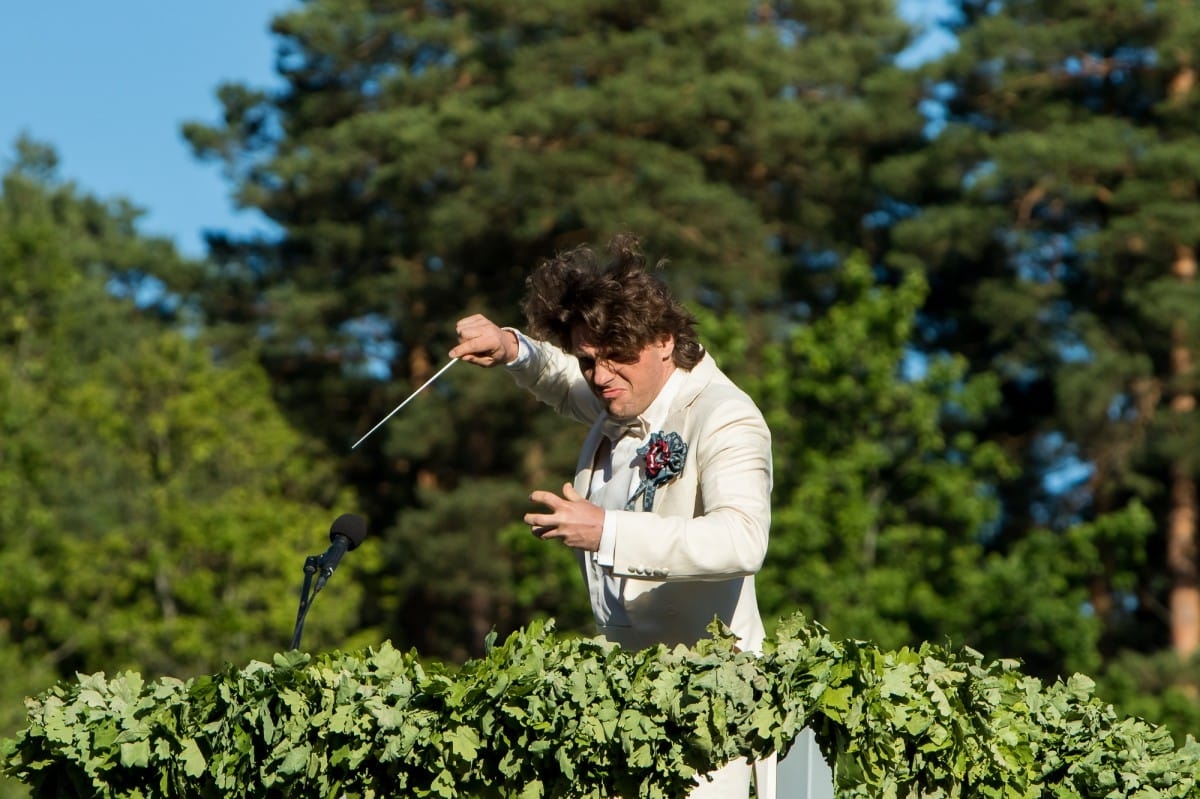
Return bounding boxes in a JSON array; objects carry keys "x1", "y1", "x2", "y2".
[{"x1": 689, "y1": 754, "x2": 776, "y2": 799}]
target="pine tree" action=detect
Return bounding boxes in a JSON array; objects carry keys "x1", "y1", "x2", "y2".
[
  {"x1": 878, "y1": 0, "x2": 1200, "y2": 721},
  {"x1": 174, "y1": 0, "x2": 925, "y2": 658}
]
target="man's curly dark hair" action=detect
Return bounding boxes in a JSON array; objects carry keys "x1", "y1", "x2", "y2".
[{"x1": 521, "y1": 234, "x2": 703, "y2": 369}]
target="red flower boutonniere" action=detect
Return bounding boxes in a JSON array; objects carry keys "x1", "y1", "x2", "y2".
[{"x1": 626, "y1": 431, "x2": 688, "y2": 511}]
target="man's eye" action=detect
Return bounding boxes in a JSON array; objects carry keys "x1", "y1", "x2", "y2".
[{"x1": 577, "y1": 357, "x2": 595, "y2": 370}]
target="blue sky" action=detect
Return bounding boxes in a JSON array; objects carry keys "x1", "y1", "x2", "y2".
[
  {"x1": 1, "y1": 1, "x2": 954, "y2": 261},
  {"x1": 1, "y1": 0, "x2": 295, "y2": 258}
]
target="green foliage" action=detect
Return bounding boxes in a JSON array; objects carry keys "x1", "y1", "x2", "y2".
[
  {"x1": 0, "y1": 630, "x2": 56, "y2": 799},
  {"x1": 1096, "y1": 649, "x2": 1200, "y2": 750},
  {"x1": 11, "y1": 0, "x2": 1200, "y2": 790},
  {"x1": 0, "y1": 144, "x2": 375, "y2": 799},
  {"x1": 169, "y1": 0, "x2": 928, "y2": 660},
  {"x1": 6, "y1": 615, "x2": 1199, "y2": 799},
  {"x1": 881, "y1": 0, "x2": 1200, "y2": 677},
  {"x1": 702, "y1": 254, "x2": 1103, "y2": 674}
]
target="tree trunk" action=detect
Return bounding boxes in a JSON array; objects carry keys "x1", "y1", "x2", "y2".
[{"x1": 1168, "y1": 243, "x2": 1199, "y2": 657}]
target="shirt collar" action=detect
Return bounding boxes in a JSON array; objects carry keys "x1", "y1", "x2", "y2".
[{"x1": 601, "y1": 368, "x2": 686, "y2": 443}]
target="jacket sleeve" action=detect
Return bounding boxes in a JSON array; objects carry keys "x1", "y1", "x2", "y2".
[
  {"x1": 505, "y1": 334, "x2": 603, "y2": 426},
  {"x1": 607, "y1": 392, "x2": 772, "y2": 581}
]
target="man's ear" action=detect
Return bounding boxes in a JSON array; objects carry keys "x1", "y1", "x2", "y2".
[{"x1": 658, "y1": 333, "x2": 675, "y2": 361}]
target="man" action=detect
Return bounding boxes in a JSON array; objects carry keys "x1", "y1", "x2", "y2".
[{"x1": 450, "y1": 234, "x2": 774, "y2": 798}]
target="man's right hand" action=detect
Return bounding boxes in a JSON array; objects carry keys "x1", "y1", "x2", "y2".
[{"x1": 450, "y1": 314, "x2": 520, "y2": 367}]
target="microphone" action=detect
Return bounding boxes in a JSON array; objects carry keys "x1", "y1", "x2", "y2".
[{"x1": 314, "y1": 513, "x2": 368, "y2": 593}]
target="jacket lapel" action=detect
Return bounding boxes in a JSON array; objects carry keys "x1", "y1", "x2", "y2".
[
  {"x1": 637, "y1": 353, "x2": 719, "y2": 510},
  {"x1": 662, "y1": 351, "x2": 717, "y2": 428},
  {"x1": 574, "y1": 353, "x2": 719, "y2": 503}
]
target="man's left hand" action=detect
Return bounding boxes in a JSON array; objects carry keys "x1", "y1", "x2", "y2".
[{"x1": 525, "y1": 483, "x2": 604, "y2": 551}]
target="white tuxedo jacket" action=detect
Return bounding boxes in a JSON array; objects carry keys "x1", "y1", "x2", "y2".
[{"x1": 509, "y1": 337, "x2": 772, "y2": 653}]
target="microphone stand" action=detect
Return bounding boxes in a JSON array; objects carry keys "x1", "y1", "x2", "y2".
[{"x1": 290, "y1": 554, "x2": 323, "y2": 651}]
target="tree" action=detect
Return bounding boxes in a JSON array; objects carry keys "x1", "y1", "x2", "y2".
[
  {"x1": 701, "y1": 253, "x2": 1105, "y2": 674},
  {"x1": 0, "y1": 139, "x2": 370, "y2": 685},
  {"x1": 173, "y1": 0, "x2": 926, "y2": 659},
  {"x1": 877, "y1": 0, "x2": 1200, "y2": 727}
]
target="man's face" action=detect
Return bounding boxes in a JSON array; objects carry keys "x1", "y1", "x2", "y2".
[{"x1": 571, "y1": 327, "x2": 676, "y2": 419}]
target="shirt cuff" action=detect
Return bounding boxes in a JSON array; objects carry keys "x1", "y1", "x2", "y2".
[
  {"x1": 502, "y1": 327, "x2": 534, "y2": 369},
  {"x1": 595, "y1": 511, "x2": 617, "y2": 568}
]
